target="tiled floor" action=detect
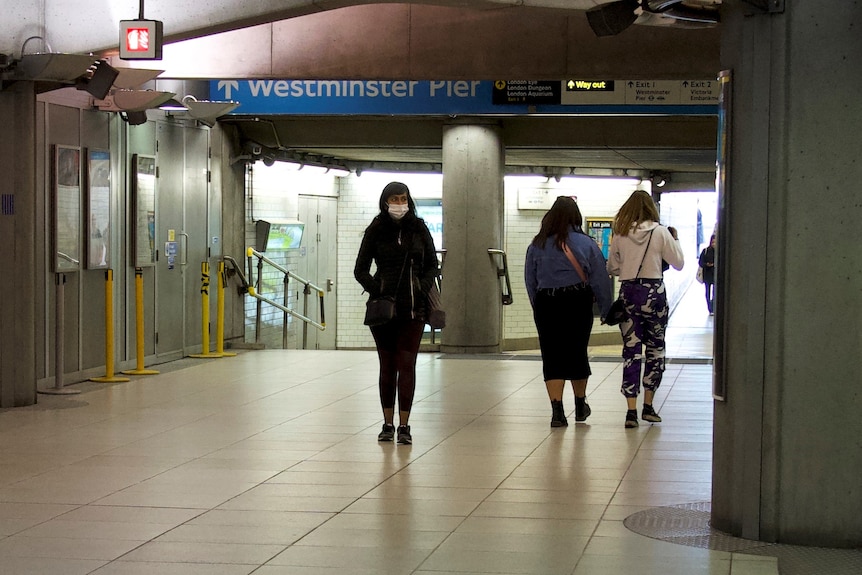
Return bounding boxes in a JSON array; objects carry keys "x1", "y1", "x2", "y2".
[{"x1": 1, "y1": 284, "x2": 779, "y2": 575}]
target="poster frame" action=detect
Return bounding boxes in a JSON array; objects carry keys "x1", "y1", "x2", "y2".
[
  {"x1": 53, "y1": 144, "x2": 82, "y2": 273},
  {"x1": 131, "y1": 153, "x2": 157, "y2": 268},
  {"x1": 85, "y1": 148, "x2": 111, "y2": 269}
]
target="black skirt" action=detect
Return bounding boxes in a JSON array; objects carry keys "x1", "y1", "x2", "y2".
[{"x1": 533, "y1": 284, "x2": 595, "y2": 381}]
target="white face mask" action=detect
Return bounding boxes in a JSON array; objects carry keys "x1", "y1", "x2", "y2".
[{"x1": 387, "y1": 203, "x2": 409, "y2": 220}]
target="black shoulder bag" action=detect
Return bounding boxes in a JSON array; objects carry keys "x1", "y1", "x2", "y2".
[{"x1": 364, "y1": 251, "x2": 409, "y2": 327}]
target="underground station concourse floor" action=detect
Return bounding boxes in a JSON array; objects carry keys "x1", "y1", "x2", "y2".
[{"x1": 1, "y1": 284, "x2": 859, "y2": 575}]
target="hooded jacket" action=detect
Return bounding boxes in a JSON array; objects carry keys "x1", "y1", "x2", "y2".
[{"x1": 607, "y1": 221, "x2": 684, "y2": 281}]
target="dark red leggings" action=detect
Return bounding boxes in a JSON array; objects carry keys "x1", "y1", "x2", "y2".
[{"x1": 371, "y1": 318, "x2": 425, "y2": 413}]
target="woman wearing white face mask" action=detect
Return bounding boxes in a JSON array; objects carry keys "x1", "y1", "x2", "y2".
[{"x1": 354, "y1": 182, "x2": 439, "y2": 445}]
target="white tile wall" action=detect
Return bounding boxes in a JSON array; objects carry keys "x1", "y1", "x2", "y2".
[
  {"x1": 246, "y1": 164, "x2": 713, "y2": 351},
  {"x1": 337, "y1": 173, "x2": 443, "y2": 349},
  {"x1": 503, "y1": 177, "x2": 640, "y2": 343}
]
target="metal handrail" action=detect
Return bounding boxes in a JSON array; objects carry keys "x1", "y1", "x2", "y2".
[
  {"x1": 487, "y1": 248, "x2": 514, "y2": 305},
  {"x1": 243, "y1": 248, "x2": 326, "y2": 348},
  {"x1": 222, "y1": 255, "x2": 249, "y2": 294}
]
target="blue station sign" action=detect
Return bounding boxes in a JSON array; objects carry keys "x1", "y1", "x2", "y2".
[{"x1": 208, "y1": 79, "x2": 718, "y2": 116}]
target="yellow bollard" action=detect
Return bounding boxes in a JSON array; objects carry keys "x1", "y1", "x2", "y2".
[
  {"x1": 92, "y1": 269, "x2": 130, "y2": 383},
  {"x1": 122, "y1": 268, "x2": 159, "y2": 375},
  {"x1": 216, "y1": 260, "x2": 236, "y2": 357},
  {"x1": 190, "y1": 261, "x2": 220, "y2": 358}
]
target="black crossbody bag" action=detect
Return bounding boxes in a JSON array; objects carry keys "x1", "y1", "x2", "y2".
[
  {"x1": 605, "y1": 229, "x2": 654, "y2": 326},
  {"x1": 364, "y1": 251, "x2": 408, "y2": 326}
]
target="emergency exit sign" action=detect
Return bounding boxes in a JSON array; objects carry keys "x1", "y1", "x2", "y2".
[{"x1": 119, "y1": 20, "x2": 163, "y2": 60}]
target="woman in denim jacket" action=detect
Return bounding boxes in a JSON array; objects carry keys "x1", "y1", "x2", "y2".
[{"x1": 525, "y1": 196, "x2": 612, "y2": 428}]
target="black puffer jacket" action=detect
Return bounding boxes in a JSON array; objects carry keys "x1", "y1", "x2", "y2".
[{"x1": 354, "y1": 212, "x2": 439, "y2": 322}]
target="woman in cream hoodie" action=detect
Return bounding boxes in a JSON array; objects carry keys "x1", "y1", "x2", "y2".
[{"x1": 607, "y1": 190, "x2": 684, "y2": 429}]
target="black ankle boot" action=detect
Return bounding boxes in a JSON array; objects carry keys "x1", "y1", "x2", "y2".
[
  {"x1": 550, "y1": 400, "x2": 568, "y2": 427},
  {"x1": 575, "y1": 396, "x2": 591, "y2": 422}
]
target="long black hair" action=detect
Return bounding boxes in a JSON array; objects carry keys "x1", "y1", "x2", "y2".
[
  {"x1": 377, "y1": 181, "x2": 417, "y2": 215},
  {"x1": 531, "y1": 196, "x2": 585, "y2": 250}
]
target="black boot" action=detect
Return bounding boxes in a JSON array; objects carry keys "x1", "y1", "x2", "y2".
[
  {"x1": 575, "y1": 396, "x2": 591, "y2": 422},
  {"x1": 641, "y1": 403, "x2": 662, "y2": 423},
  {"x1": 550, "y1": 400, "x2": 568, "y2": 427}
]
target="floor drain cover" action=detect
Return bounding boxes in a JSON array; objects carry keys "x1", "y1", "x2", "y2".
[{"x1": 624, "y1": 502, "x2": 862, "y2": 575}]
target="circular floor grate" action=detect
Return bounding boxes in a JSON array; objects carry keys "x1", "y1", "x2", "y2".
[{"x1": 624, "y1": 502, "x2": 862, "y2": 575}]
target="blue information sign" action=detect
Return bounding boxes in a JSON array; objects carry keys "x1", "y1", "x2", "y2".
[{"x1": 208, "y1": 79, "x2": 717, "y2": 116}]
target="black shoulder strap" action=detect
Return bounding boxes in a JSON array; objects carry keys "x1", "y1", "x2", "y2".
[{"x1": 635, "y1": 229, "x2": 655, "y2": 279}]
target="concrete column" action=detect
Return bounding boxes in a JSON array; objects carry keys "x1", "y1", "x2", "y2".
[
  {"x1": 0, "y1": 83, "x2": 37, "y2": 407},
  {"x1": 712, "y1": 1, "x2": 862, "y2": 547},
  {"x1": 440, "y1": 121, "x2": 504, "y2": 354}
]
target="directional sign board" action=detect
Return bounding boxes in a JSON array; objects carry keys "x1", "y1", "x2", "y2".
[
  {"x1": 562, "y1": 79, "x2": 719, "y2": 106},
  {"x1": 492, "y1": 80, "x2": 561, "y2": 105}
]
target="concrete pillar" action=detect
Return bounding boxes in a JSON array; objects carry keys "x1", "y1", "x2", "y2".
[
  {"x1": 0, "y1": 83, "x2": 37, "y2": 407},
  {"x1": 440, "y1": 121, "x2": 504, "y2": 354},
  {"x1": 712, "y1": 1, "x2": 862, "y2": 547}
]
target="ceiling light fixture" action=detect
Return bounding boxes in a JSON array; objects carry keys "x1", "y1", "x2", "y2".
[
  {"x1": 326, "y1": 167, "x2": 351, "y2": 177},
  {"x1": 159, "y1": 98, "x2": 188, "y2": 111},
  {"x1": 297, "y1": 165, "x2": 329, "y2": 176},
  {"x1": 94, "y1": 89, "x2": 175, "y2": 112},
  {"x1": 181, "y1": 94, "x2": 240, "y2": 122},
  {"x1": 651, "y1": 173, "x2": 668, "y2": 188},
  {"x1": 112, "y1": 67, "x2": 164, "y2": 89},
  {"x1": 1, "y1": 36, "x2": 110, "y2": 93}
]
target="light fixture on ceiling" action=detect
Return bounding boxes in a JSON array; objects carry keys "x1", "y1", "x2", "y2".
[
  {"x1": 94, "y1": 89, "x2": 175, "y2": 112},
  {"x1": 112, "y1": 67, "x2": 164, "y2": 90},
  {"x1": 660, "y1": 5, "x2": 720, "y2": 24},
  {"x1": 641, "y1": 0, "x2": 720, "y2": 24},
  {"x1": 181, "y1": 95, "x2": 240, "y2": 122},
  {"x1": 646, "y1": 0, "x2": 684, "y2": 9},
  {"x1": 17, "y1": 53, "x2": 97, "y2": 82},
  {"x1": 159, "y1": 98, "x2": 188, "y2": 111},
  {"x1": 651, "y1": 173, "x2": 668, "y2": 188},
  {"x1": 586, "y1": 1, "x2": 718, "y2": 37},
  {"x1": 297, "y1": 165, "x2": 329, "y2": 176},
  {"x1": 1, "y1": 36, "x2": 111, "y2": 93},
  {"x1": 326, "y1": 167, "x2": 351, "y2": 177}
]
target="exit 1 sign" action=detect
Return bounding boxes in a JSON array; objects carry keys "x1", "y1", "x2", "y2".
[{"x1": 119, "y1": 20, "x2": 163, "y2": 60}]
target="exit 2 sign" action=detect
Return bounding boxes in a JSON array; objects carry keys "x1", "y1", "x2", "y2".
[{"x1": 119, "y1": 20, "x2": 163, "y2": 60}]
